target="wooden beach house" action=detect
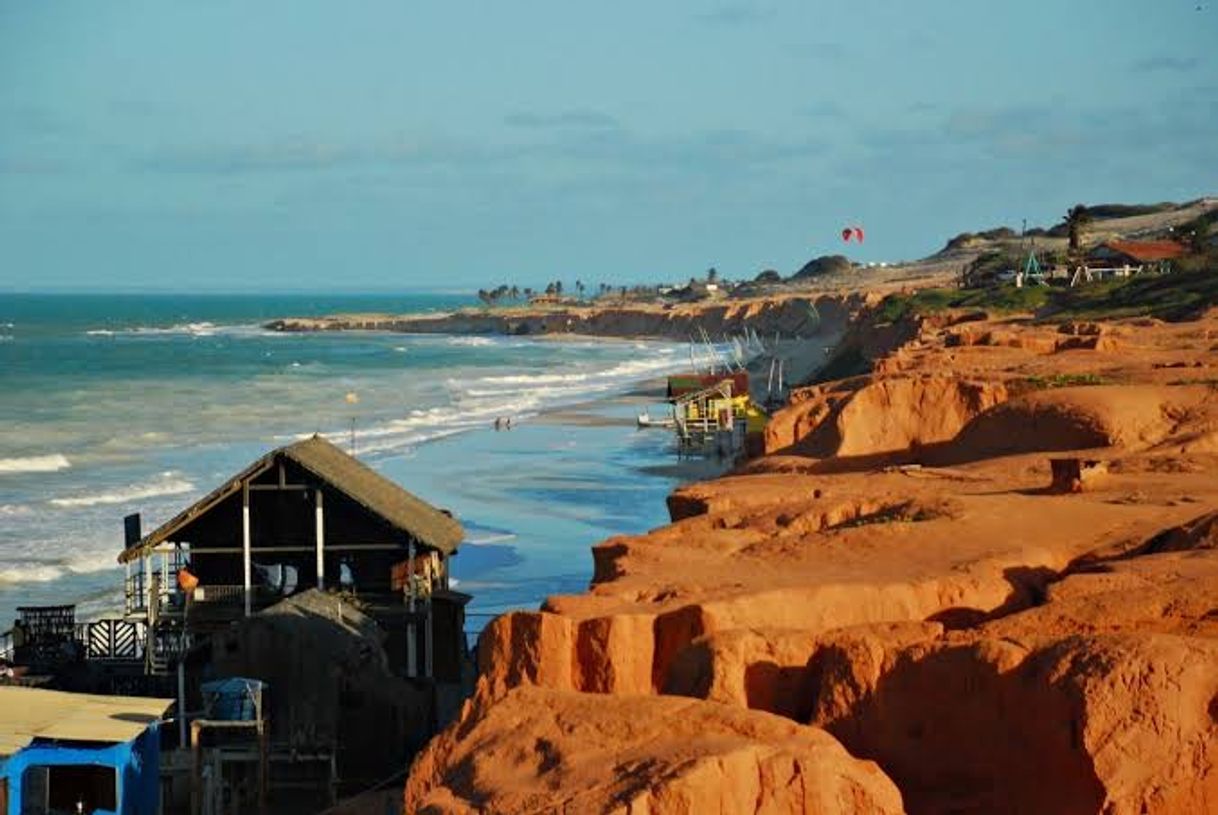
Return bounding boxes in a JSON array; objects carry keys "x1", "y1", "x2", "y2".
[
  {"x1": 118, "y1": 434, "x2": 466, "y2": 678},
  {"x1": 1086, "y1": 240, "x2": 1187, "y2": 268},
  {"x1": 112, "y1": 434, "x2": 471, "y2": 799},
  {"x1": 1072, "y1": 240, "x2": 1188, "y2": 285}
]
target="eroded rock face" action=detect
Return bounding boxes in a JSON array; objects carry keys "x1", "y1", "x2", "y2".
[
  {"x1": 809, "y1": 630, "x2": 1218, "y2": 815},
  {"x1": 764, "y1": 376, "x2": 1009, "y2": 458},
  {"x1": 951, "y1": 385, "x2": 1216, "y2": 459},
  {"x1": 804, "y1": 522, "x2": 1218, "y2": 815},
  {"x1": 404, "y1": 685, "x2": 905, "y2": 815},
  {"x1": 406, "y1": 309, "x2": 1218, "y2": 814},
  {"x1": 268, "y1": 293, "x2": 867, "y2": 341}
]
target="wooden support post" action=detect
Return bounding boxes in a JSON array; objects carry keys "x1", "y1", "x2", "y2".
[
  {"x1": 242, "y1": 482, "x2": 252, "y2": 617},
  {"x1": 259, "y1": 722, "x2": 268, "y2": 815},
  {"x1": 178, "y1": 659, "x2": 187, "y2": 748},
  {"x1": 328, "y1": 751, "x2": 338, "y2": 807},
  {"x1": 424, "y1": 597, "x2": 433, "y2": 679},
  {"x1": 406, "y1": 540, "x2": 417, "y2": 678},
  {"x1": 190, "y1": 721, "x2": 202, "y2": 815},
  {"x1": 143, "y1": 554, "x2": 152, "y2": 619},
  {"x1": 315, "y1": 488, "x2": 325, "y2": 591}
]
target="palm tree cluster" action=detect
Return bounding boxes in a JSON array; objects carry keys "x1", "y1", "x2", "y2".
[
  {"x1": 1063, "y1": 204, "x2": 1091, "y2": 256},
  {"x1": 475, "y1": 284, "x2": 523, "y2": 307},
  {"x1": 476, "y1": 278, "x2": 668, "y2": 308}
]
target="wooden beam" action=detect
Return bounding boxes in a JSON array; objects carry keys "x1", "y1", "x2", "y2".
[
  {"x1": 189, "y1": 543, "x2": 404, "y2": 555},
  {"x1": 315, "y1": 488, "x2": 325, "y2": 591},
  {"x1": 143, "y1": 552, "x2": 152, "y2": 620},
  {"x1": 406, "y1": 539, "x2": 417, "y2": 678},
  {"x1": 242, "y1": 482, "x2": 252, "y2": 617},
  {"x1": 246, "y1": 484, "x2": 309, "y2": 492}
]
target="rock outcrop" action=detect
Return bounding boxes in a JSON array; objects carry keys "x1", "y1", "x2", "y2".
[
  {"x1": 405, "y1": 686, "x2": 905, "y2": 814},
  {"x1": 406, "y1": 306, "x2": 1218, "y2": 814},
  {"x1": 266, "y1": 293, "x2": 872, "y2": 342}
]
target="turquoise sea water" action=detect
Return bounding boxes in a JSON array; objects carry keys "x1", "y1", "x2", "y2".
[{"x1": 0, "y1": 294, "x2": 693, "y2": 636}]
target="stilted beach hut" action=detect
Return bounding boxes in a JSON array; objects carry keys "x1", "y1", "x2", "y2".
[
  {"x1": 117, "y1": 434, "x2": 467, "y2": 681},
  {"x1": 112, "y1": 435, "x2": 471, "y2": 798}
]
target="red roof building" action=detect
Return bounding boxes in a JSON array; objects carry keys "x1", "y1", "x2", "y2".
[{"x1": 1088, "y1": 240, "x2": 1188, "y2": 264}]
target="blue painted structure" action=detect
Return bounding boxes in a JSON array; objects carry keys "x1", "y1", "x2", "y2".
[{"x1": 0, "y1": 726, "x2": 161, "y2": 815}]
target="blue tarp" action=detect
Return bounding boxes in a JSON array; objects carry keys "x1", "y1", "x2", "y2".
[{"x1": 200, "y1": 677, "x2": 266, "y2": 721}]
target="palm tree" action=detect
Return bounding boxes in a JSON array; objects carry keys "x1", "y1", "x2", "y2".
[
  {"x1": 509, "y1": 285, "x2": 520, "y2": 302},
  {"x1": 576, "y1": 279, "x2": 585, "y2": 300},
  {"x1": 707, "y1": 267, "x2": 718, "y2": 283},
  {"x1": 1063, "y1": 204, "x2": 1091, "y2": 255}
]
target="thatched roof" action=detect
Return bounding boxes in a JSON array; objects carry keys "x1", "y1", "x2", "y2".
[{"x1": 118, "y1": 435, "x2": 463, "y2": 563}]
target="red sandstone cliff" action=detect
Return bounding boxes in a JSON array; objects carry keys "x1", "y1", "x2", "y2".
[{"x1": 405, "y1": 304, "x2": 1218, "y2": 814}]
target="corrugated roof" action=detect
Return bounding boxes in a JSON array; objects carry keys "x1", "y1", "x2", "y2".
[
  {"x1": 118, "y1": 435, "x2": 463, "y2": 563},
  {"x1": 1095, "y1": 240, "x2": 1188, "y2": 262},
  {"x1": 0, "y1": 687, "x2": 172, "y2": 757}
]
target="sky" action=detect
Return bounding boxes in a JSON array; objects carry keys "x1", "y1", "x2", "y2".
[{"x1": 1, "y1": 0, "x2": 1216, "y2": 292}]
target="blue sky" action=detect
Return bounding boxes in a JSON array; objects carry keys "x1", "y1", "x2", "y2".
[{"x1": 1, "y1": 1, "x2": 1215, "y2": 292}]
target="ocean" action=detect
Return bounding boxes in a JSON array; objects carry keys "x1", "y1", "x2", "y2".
[{"x1": 0, "y1": 293, "x2": 697, "y2": 637}]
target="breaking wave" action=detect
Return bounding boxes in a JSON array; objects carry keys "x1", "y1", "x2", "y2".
[
  {"x1": 446, "y1": 336, "x2": 497, "y2": 347},
  {"x1": 0, "y1": 553, "x2": 118, "y2": 585},
  {"x1": 48, "y1": 471, "x2": 195, "y2": 508},
  {"x1": 84, "y1": 322, "x2": 279, "y2": 339},
  {"x1": 310, "y1": 343, "x2": 689, "y2": 458},
  {"x1": 0, "y1": 454, "x2": 72, "y2": 475}
]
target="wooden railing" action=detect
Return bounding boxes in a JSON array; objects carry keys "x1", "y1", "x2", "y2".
[
  {"x1": 189, "y1": 584, "x2": 247, "y2": 605},
  {"x1": 82, "y1": 619, "x2": 146, "y2": 661}
]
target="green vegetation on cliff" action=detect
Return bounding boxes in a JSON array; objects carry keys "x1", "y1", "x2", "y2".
[{"x1": 878, "y1": 266, "x2": 1218, "y2": 324}]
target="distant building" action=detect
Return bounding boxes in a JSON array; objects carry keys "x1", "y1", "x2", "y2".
[
  {"x1": 673, "y1": 280, "x2": 725, "y2": 302},
  {"x1": 527, "y1": 294, "x2": 573, "y2": 305},
  {"x1": 1087, "y1": 240, "x2": 1187, "y2": 266},
  {"x1": 0, "y1": 686, "x2": 171, "y2": 815}
]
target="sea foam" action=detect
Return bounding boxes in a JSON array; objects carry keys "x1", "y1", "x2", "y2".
[
  {"x1": 0, "y1": 454, "x2": 72, "y2": 475},
  {"x1": 324, "y1": 345, "x2": 688, "y2": 458},
  {"x1": 0, "y1": 553, "x2": 118, "y2": 585},
  {"x1": 84, "y1": 322, "x2": 276, "y2": 339},
  {"x1": 48, "y1": 471, "x2": 194, "y2": 508}
]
